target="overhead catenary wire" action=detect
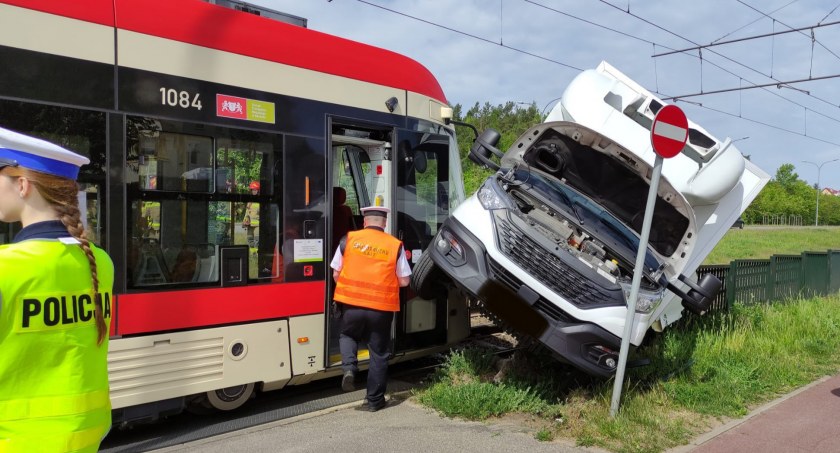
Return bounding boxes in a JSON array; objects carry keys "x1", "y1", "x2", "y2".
[
  {"x1": 651, "y1": 19, "x2": 840, "y2": 58},
  {"x1": 348, "y1": 0, "x2": 840, "y2": 146},
  {"x1": 527, "y1": 0, "x2": 840, "y2": 126},
  {"x1": 819, "y1": 2, "x2": 840, "y2": 23},
  {"x1": 353, "y1": 0, "x2": 582, "y2": 71},
  {"x1": 596, "y1": 0, "x2": 840, "y2": 129},
  {"x1": 599, "y1": 0, "x2": 840, "y2": 111},
  {"x1": 711, "y1": 0, "x2": 799, "y2": 44},
  {"x1": 737, "y1": 0, "x2": 840, "y2": 62}
]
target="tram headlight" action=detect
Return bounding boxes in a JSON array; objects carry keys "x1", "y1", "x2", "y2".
[{"x1": 619, "y1": 281, "x2": 665, "y2": 314}]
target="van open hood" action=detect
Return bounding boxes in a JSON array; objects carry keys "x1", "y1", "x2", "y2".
[
  {"x1": 543, "y1": 61, "x2": 769, "y2": 278},
  {"x1": 500, "y1": 121, "x2": 695, "y2": 277}
]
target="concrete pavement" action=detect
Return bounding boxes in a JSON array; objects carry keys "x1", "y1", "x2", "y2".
[
  {"x1": 150, "y1": 391, "x2": 608, "y2": 453},
  {"x1": 147, "y1": 372, "x2": 840, "y2": 453}
]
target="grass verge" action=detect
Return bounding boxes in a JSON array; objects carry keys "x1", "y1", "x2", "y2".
[
  {"x1": 414, "y1": 294, "x2": 840, "y2": 453},
  {"x1": 703, "y1": 227, "x2": 840, "y2": 264}
]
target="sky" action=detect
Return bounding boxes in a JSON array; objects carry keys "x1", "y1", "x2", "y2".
[{"x1": 250, "y1": 0, "x2": 840, "y2": 191}]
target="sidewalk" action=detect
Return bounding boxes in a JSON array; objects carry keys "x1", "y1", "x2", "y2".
[
  {"x1": 150, "y1": 373, "x2": 840, "y2": 453},
  {"x1": 672, "y1": 373, "x2": 840, "y2": 453},
  {"x1": 151, "y1": 390, "x2": 608, "y2": 453}
]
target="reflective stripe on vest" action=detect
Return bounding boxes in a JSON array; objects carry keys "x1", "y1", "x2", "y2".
[
  {"x1": 333, "y1": 229, "x2": 402, "y2": 311},
  {"x1": 0, "y1": 389, "x2": 110, "y2": 421}
]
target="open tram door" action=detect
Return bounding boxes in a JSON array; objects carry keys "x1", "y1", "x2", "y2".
[
  {"x1": 393, "y1": 130, "x2": 462, "y2": 352},
  {"x1": 325, "y1": 123, "x2": 468, "y2": 368}
]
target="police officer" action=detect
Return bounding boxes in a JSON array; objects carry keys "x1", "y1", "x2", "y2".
[
  {"x1": 331, "y1": 206, "x2": 410, "y2": 412},
  {"x1": 0, "y1": 127, "x2": 114, "y2": 452}
]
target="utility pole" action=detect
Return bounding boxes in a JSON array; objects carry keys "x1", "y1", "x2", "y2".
[{"x1": 802, "y1": 159, "x2": 839, "y2": 226}]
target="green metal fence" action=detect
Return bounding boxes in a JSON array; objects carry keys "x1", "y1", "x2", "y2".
[{"x1": 697, "y1": 250, "x2": 840, "y2": 310}]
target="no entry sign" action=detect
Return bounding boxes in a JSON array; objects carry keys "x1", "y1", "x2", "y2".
[{"x1": 651, "y1": 105, "x2": 688, "y2": 158}]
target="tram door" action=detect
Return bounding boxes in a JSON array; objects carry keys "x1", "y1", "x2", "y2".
[
  {"x1": 324, "y1": 125, "x2": 453, "y2": 366},
  {"x1": 393, "y1": 130, "x2": 452, "y2": 351},
  {"x1": 326, "y1": 124, "x2": 393, "y2": 366}
]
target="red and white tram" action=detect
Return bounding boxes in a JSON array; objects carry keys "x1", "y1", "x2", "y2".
[{"x1": 0, "y1": 0, "x2": 469, "y2": 422}]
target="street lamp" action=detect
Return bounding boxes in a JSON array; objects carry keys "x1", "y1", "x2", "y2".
[{"x1": 801, "y1": 158, "x2": 839, "y2": 226}]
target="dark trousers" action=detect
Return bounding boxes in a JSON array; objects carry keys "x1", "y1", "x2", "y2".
[{"x1": 338, "y1": 304, "x2": 394, "y2": 404}]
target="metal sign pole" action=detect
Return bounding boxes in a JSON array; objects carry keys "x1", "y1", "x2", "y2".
[{"x1": 609, "y1": 154, "x2": 664, "y2": 417}]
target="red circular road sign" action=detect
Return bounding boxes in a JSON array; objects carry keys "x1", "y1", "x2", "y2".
[{"x1": 651, "y1": 105, "x2": 688, "y2": 158}]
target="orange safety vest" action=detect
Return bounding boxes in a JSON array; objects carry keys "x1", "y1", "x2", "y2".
[{"x1": 334, "y1": 228, "x2": 402, "y2": 312}]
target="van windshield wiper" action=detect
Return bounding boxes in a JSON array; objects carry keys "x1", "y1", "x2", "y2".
[
  {"x1": 555, "y1": 187, "x2": 584, "y2": 225},
  {"x1": 522, "y1": 181, "x2": 584, "y2": 225}
]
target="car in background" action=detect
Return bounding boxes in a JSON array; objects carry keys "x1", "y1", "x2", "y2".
[{"x1": 413, "y1": 62, "x2": 769, "y2": 376}]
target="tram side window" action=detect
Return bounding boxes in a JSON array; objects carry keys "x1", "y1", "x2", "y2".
[
  {"x1": 134, "y1": 132, "x2": 214, "y2": 193},
  {"x1": 126, "y1": 117, "x2": 282, "y2": 288},
  {"x1": 0, "y1": 100, "x2": 106, "y2": 246},
  {"x1": 217, "y1": 138, "x2": 278, "y2": 280}
]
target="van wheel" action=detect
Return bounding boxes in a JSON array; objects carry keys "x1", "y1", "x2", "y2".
[
  {"x1": 186, "y1": 382, "x2": 255, "y2": 414},
  {"x1": 411, "y1": 251, "x2": 445, "y2": 299}
]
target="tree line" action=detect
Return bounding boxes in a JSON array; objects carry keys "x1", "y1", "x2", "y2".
[
  {"x1": 743, "y1": 164, "x2": 840, "y2": 226},
  {"x1": 450, "y1": 102, "x2": 839, "y2": 226}
]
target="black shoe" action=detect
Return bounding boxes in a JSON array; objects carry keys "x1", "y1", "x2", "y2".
[
  {"x1": 367, "y1": 398, "x2": 387, "y2": 412},
  {"x1": 341, "y1": 371, "x2": 355, "y2": 392}
]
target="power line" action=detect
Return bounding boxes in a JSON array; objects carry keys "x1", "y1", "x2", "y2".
[
  {"x1": 711, "y1": 0, "x2": 798, "y2": 44},
  {"x1": 819, "y1": 2, "x2": 840, "y2": 23},
  {"x1": 679, "y1": 99, "x2": 840, "y2": 148},
  {"x1": 522, "y1": 0, "x2": 657, "y2": 46},
  {"x1": 525, "y1": 0, "x2": 840, "y2": 141},
  {"x1": 354, "y1": 0, "x2": 582, "y2": 71},
  {"x1": 529, "y1": 0, "x2": 840, "y2": 125},
  {"x1": 346, "y1": 0, "x2": 840, "y2": 146},
  {"x1": 597, "y1": 0, "x2": 840, "y2": 121},
  {"x1": 653, "y1": 19, "x2": 840, "y2": 57},
  {"x1": 661, "y1": 73, "x2": 840, "y2": 100},
  {"x1": 736, "y1": 0, "x2": 840, "y2": 63}
]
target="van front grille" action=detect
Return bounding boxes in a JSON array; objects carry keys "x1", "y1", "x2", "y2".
[{"x1": 495, "y1": 218, "x2": 623, "y2": 308}]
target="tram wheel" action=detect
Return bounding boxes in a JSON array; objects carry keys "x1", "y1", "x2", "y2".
[{"x1": 186, "y1": 382, "x2": 256, "y2": 414}]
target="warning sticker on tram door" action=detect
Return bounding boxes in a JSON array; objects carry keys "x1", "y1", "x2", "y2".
[{"x1": 216, "y1": 94, "x2": 276, "y2": 124}]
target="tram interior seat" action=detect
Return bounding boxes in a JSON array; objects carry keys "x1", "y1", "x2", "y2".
[
  {"x1": 134, "y1": 241, "x2": 169, "y2": 286},
  {"x1": 194, "y1": 244, "x2": 219, "y2": 282}
]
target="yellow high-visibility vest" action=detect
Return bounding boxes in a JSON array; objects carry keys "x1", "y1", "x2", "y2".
[{"x1": 0, "y1": 240, "x2": 114, "y2": 453}]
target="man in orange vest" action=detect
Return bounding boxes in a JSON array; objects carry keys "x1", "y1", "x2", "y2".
[{"x1": 331, "y1": 206, "x2": 411, "y2": 412}]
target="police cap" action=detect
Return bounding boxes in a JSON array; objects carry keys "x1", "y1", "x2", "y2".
[
  {"x1": 0, "y1": 126, "x2": 89, "y2": 180},
  {"x1": 360, "y1": 206, "x2": 390, "y2": 218}
]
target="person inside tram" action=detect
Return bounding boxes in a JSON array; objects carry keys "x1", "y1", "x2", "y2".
[
  {"x1": 0, "y1": 126, "x2": 114, "y2": 452},
  {"x1": 242, "y1": 180, "x2": 260, "y2": 248},
  {"x1": 332, "y1": 186, "x2": 355, "y2": 252}
]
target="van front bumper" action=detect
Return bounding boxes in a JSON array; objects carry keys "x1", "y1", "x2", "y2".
[{"x1": 428, "y1": 216, "x2": 624, "y2": 377}]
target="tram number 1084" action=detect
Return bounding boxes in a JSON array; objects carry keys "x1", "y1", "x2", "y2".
[{"x1": 159, "y1": 87, "x2": 203, "y2": 111}]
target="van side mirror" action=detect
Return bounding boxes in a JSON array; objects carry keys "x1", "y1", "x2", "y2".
[
  {"x1": 468, "y1": 129, "x2": 503, "y2": 171},
  {"x1": 667, "y1": 273, "x2": 722, "y2": 316},
  {"x1": 448, "y1": 120, "x2": 504, "y2": 171}
]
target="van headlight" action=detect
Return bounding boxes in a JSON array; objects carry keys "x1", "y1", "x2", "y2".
[
  {"x1": 619, "y1": 281, "x2": 665, "y2": 314},
  {"x1": 477, "y1": 180, "x2": 509, "y2": 210}
]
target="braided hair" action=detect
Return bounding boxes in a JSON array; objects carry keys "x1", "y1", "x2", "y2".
[{"x1": 4, "y1": 167, "x2": 107, "y2": 345}]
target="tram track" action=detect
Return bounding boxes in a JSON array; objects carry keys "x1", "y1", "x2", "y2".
[{"x1": 100, "y1": 323, "x2": 517, "y2": 453}]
